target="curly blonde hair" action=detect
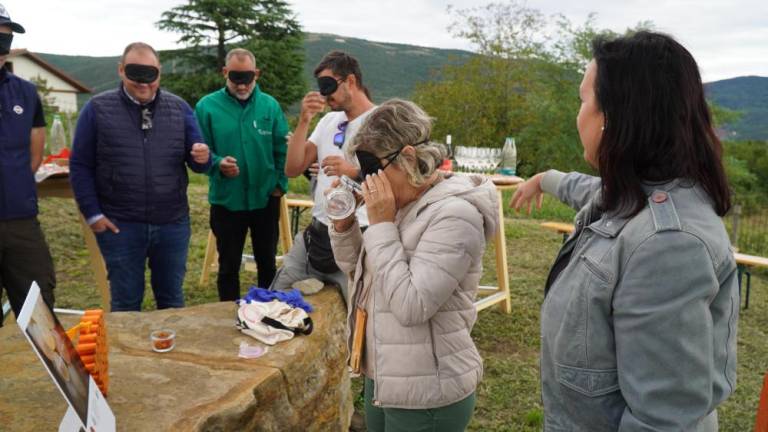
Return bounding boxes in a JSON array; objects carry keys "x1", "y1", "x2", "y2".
[{"x1": 350, "y1": 99, "x2": 446, "y2": 187}]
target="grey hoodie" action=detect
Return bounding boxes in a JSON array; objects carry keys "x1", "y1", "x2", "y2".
[{"x1": 330, "y1": 174, "x2": 498, "y2": 409}]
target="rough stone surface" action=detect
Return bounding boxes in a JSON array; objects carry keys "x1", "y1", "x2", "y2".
[{"x1": 0, "y1": 288, "x2": 351, "y2": 431}]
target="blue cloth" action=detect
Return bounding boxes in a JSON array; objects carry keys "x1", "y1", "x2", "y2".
[
  {"x1": 95, "y1": 215, "x2": 191, "y2": 311},
  {"x1": 0, "y1": 69, "x2": 46, "y2": 220},
  {"x1": 240, "y1": 287, "x2": 313, "y2": 313},
  {"x1": 70, "y1": 86, "x2": 210, "y2": 224}
]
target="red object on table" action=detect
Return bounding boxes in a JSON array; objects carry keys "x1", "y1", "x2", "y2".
[{"x1": 42, "y1": 148, "x2": 71, "y2": 165}]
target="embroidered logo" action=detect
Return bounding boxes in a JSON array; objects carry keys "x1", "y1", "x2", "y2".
[
  {"x1": 253, "y1": 120, "x2": 258, "y2": 129},
  {"x1": 13, "y1": 105, "x2": 23, "y2": 115}
]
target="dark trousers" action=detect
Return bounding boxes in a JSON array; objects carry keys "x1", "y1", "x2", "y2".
[
  {"x1": 0, "y1": 217, "x2": 56, "y2": 326},
  {"x1": 210, "y1": 198, "x2": 280, "y2": 301}
]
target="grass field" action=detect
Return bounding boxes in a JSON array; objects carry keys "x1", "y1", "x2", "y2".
[{"x1": 16, "y1": 175, "x2": 768, "y2": 431}]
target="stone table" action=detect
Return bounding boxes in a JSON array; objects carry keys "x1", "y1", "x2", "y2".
[{"x1": 0, "y1": 288, "x2": 352, "y2": 431}]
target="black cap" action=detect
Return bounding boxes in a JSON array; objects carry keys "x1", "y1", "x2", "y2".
[{"x1": 0, "y1": 4, "x2": 25, "y2": 34}]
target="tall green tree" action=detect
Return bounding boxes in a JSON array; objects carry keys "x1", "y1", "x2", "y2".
[
  {"x1": 414, "y1": 1, "x2": 652, "y2": 176},
  {"x1": 156, "y1": 0, "x2": 306, "y2": 108}
]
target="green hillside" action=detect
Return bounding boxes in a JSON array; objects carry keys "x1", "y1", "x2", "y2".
[
  {"x1": 706, "y1": 76, "x2": 768, "y2": 141},
  {"x1": 36, "y1": 35, "x2": 767, "y2": 142},
  {"x1": 38, "y1": 33, "x2": 473, "y2": 107}
]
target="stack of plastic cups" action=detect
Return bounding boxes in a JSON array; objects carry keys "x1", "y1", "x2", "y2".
[{"x1": 75, "y1": 309, "x2": 109, "y2": 396}]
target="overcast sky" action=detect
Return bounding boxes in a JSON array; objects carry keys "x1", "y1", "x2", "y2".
[{"x1": 6, "y1": 0, "x2": 767, "y2": 82}]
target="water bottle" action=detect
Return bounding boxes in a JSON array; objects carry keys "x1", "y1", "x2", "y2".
[
  {"x1": 500, "y1": 137, "x2": 517, "y2": 176},
  {"x1": 439, "y1": 134, "x2": 453, "y2": 171},
  {"x1": 325, "y1": 175, "x2": 363, "y2": 220},
  {"x1": 49, "y1": 115, "x2": 68, "y2": 156}
]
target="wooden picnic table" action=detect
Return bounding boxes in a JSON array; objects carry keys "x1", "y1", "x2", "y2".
[
  {"x1": 540, "y1": 221, "x2": 768, "y2": 309},
  {"x1": 36, "y1": 174, "x2": 111, "y2": 311}
]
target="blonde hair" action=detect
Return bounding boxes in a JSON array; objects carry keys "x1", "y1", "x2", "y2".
[{"x1": 350, "y1": 99, "x2": 446, "y2": 187}]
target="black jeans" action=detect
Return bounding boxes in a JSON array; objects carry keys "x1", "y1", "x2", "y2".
[
  {"x1": 210, "y1": 198, "x2": 280, "y2": 301},
  {"x1": 0, "y1": 217, "x2": 56, "y2": 326}
]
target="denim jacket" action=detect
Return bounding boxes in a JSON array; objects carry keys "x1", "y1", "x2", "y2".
[{"x1": 539, "y1": 170, "x2": 738, "y2": 431}]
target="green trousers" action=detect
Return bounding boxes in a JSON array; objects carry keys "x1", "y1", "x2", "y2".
[{"x1": 364, "y1": 377, "x2": 476, "y2": 432}]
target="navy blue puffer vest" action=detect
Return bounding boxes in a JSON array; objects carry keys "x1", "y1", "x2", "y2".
[{"x1": 90, "y1": 88, "x2": 189, "y2": 224}]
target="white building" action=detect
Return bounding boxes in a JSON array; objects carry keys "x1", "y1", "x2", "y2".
[{"x1": 6, "y1": 49, "x2": 91, "y2": 112}]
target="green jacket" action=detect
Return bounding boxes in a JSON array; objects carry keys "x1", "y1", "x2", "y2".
[{"x1": 195, "y1": 86, "x2": 288, "y2": 211}]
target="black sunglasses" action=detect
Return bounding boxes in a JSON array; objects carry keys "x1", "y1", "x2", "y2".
[
  {"x1": 333, "y1": 121, "x2": 348, "y2": 148},
  {"x1": 141, "y1": 107, "x2": 153, "y2": 130}
]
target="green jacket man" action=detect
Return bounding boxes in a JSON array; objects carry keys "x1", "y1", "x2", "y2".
[{"x1": 195, "y1": 48, "x2": 289, "y2": 301}]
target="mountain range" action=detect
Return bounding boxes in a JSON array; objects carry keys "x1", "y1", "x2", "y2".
[{"x1": 36, "y1": 33, "x2": 766, "y2": 141}]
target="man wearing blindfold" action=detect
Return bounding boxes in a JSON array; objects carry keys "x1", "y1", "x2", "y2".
[
  {"x1": 274, "y1": 51, "x2": 375, "y2": 301},
  {"x1": 70, "y1": 42, "x2": 212, "y2": 312},
  {"x1": 194, "y1": 48, "x2": 289, "y2": 300},
  {"x1": 0, "y1": 3, "x2": 57, "y2": 325}
]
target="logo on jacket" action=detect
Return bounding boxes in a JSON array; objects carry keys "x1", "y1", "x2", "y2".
[
  {"x1": 13, "y1": 105, "x2": 23, "y2": 115},
  {"x1": 253, "y1": 120, "x2": 258, "y2": 129}
]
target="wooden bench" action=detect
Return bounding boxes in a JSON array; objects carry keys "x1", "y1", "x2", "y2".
[
  {"x1": 734, "y1": 252, "x2": 768, "y2": 309},
  {"x1": 540, "y1": 221, "x2": 575, "y2": 242},
  {"x1": 286, "y1": 198, "x2": 314, "y2": 238},
  {"x1": 540, "y1": 222, "x2": 768, "y2": 309}
]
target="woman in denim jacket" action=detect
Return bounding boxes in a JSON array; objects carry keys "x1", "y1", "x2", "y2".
[{"x1": 512, "y1": 32, "x2": 738, "y2": 431}]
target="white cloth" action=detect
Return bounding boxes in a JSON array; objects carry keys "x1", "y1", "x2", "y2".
[
  {"x1": 308, "y1": 109, "x2": 374, "y2": 226},
  {"x1": 236, "y1": 300, "x2": 311, "y2": 346}
]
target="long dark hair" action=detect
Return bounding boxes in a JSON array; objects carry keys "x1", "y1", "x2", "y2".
[{"x1": 592, "y1": 31, "x2": 731, "y2": 217}]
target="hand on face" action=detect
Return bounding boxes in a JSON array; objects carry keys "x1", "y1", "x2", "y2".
[
  {"x1": 219, "y1": 156, "x2": 240, "y2": 177},
  {"x1": 300, "y1": 92, "x2": 326, "y2": 123},
  {"x1": 362, "y1": 170, "x2": 396, "y2": 225}
]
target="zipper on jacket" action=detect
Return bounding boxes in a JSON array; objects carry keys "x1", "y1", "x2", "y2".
[
  {"x1": 143, "y1": 129, "x2": 150, "y2": 222},
  {"x1": 429, "y1": 320, "x2": 440, "y2": 379},
  {"x1": 372, "y1": 283, "x2": 382, "y2": 407}
]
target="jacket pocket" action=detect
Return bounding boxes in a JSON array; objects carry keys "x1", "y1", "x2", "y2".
[{"x1": 556, "y1": 363, "x2": 619, "y2": 397}]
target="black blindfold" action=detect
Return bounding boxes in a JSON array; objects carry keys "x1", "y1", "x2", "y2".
[
  {"x1": 317, "y1": 76, "x2": 344, "y2": 96},
  {"x1": 0, "y1": 33, "x2": 13, "y2": 56},
  {"x1": 228, "y1": 70, "x2": 257, "y2": 85},
  {"x1": 356, "y1": 139, "x2": 430, "y2": 179},
  {"x1": 124, "y1": 64, "x2": 159, "y2": 84}
]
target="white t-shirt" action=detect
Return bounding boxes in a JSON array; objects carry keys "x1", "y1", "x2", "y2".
[{"x1": 308, "y1": 108, "x2": 375, "y2": 226}]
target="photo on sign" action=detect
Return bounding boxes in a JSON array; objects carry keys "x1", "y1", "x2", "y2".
[{"x1": 16, "y1": 284, "x2": 90, "y2": 426}]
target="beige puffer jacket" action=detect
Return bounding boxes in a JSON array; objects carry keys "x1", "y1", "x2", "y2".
[{"x1": 329, "y1": 175, "x2": 499, "y2": 409}]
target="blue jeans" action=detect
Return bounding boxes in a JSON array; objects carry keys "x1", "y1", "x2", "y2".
[{"x1": 95, "y1": 216, "x2": 190, "y2": 311}]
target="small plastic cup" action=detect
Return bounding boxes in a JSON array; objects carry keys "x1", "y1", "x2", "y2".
[{"x1": 150, "y1": 329, "x2": 176, "y2": 353}]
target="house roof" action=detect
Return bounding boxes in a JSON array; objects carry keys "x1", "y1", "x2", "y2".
[{"x1": 8, "y1": 48, "x2": 92, "y2": 93}]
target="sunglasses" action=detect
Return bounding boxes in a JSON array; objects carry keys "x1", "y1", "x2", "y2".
[
  {"x1": 318, "y1": 76, "x2": 345, "y2": 96},
  {"x1": 333, "y1": 121, "x2": 348, "y2": 148},
  {"x1": 141, "y1": 107, "x2": 153, "y2": 130}
]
